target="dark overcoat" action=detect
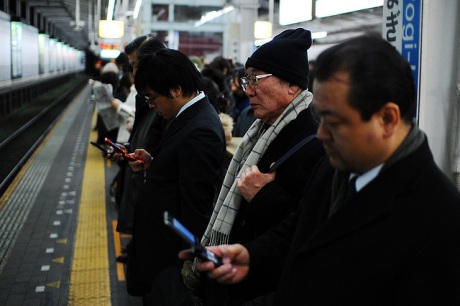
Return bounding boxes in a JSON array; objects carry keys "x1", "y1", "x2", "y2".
[
  {"x1": 127, "y1": 97, "x2": 226, "y2": 296},
  {"x1": 244, "y1": 139, "x2": 460, "y2": 304},
  {"x1": 207, "y1": 105, "x2": 325, "y2": 305},
  {"x1": 230, "y1": 105, "x2": 325, "y2": 244}
]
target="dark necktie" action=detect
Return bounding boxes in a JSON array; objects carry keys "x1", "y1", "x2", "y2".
[{"x1": 344, "y1": 175, "x2": 359, "y2": 204}]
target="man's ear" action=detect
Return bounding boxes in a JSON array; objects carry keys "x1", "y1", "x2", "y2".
[
  {"x1": 170, "y1": 86, "x2": 182, "y2": 98},
  {"x1": 380, "y1": 102, "x2": 401, "y2": 137},
  {"x1": 288, "y1": 83, "x2": 301, "y2": 95}
]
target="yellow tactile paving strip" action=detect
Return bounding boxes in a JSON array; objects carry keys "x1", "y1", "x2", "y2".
[{"x1": 68, "y1": 125, "x2": 111, "y2": 305}]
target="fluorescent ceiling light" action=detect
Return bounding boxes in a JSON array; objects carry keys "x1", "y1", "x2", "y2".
[
  {"x1": 100, "y1": 49, "x2": 121, "y2": 59},
  {"x1": 311, "y1": 31, "x2": 327, "y2": 39},
  {"x1": 316, "y1": 0, "x2": 383, "y2": 18},
  {"x1": 107, "y1": 0, "x2": 115, "y2": 21},
  {"x1": 99, "y1": 20, "x2": 124, "y2": 38},
  {"x1": 254, "y1": 21, "x2": 272, "y2": 39},
  {"x1": 280, "y1": 0, "x2": 313, "y2": 25},
  {"x1": 194, "y1": 5, "x2": 234, "y2": 27},
  {"x1": 133, "y1": 0, "x2": 142, "y2": 19}
]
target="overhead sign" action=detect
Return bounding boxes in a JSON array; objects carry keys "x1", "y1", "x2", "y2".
[
  {"x1": 383, "y1": 0, "x2": 422, "y2": 116},
  {"x1": 98, "y1": 20, "x2": 124, "y2": 39}
]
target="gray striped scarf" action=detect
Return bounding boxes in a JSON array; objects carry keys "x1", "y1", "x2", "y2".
[{"x1": 201, "y1": 90, "x2": 313, "y2": 246}]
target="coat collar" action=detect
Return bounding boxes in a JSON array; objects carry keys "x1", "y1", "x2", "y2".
[{"x1": 297, "y1": 139, "x2": 434, "y2": 254}]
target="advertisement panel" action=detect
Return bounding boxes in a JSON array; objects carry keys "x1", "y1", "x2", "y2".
[{"x1": 383, "y1": 0, "x2": 422, "y2": 117}]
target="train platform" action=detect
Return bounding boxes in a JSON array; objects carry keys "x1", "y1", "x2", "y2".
[{"x1": 0, "y1": 84, "x2": 142, "y2": 305}]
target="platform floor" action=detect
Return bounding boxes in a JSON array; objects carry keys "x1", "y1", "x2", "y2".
[{"x1": 0, "y1": 85, "x2": 142, "y2": 305}]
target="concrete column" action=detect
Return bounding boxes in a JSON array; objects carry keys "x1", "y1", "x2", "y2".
[{"x1": 234, "y1": 0, "x2": 259, "y2": 64}]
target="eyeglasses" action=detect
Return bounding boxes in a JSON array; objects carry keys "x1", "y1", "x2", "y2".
[
  {"x1": 144, "y1": 94, "x2": 159, "y2": 106},
  {"x1": 240, "y1": 73, "x2": 272, "y2": 92}
]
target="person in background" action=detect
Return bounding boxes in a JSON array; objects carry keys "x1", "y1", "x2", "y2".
[
  {"x1": 97, "y1": 70, "x2": 120, "y2": 143},
  {"x1": 231, "y1": 67, "x2": 255, "y2": 137},
  {"x1": 202, "y1": 76, "x2": 233, "y2": 145},
  {"x1": 232, "y1": 106, "x2": 256, "y2": 138},
  {"x1": 113, "y1": 71, "x2": 134, "y2": 144},
  {"x1": 183, "y1": 28, "x2": 325, "y2": 305},
  {"x1": 202, "y1": 56, "x2": 236, "y2": 115},
  {"x1": 126, "y1": 48, "x2": 226, "y2": 305},
  {"x1": 190, "y1": 33, "x2": 460, "y2": 305},
  {"x1": 106, "y1": 35, "x2": 167, "y2": 264},
  {"x1": 230, "y1": 67, "x2": 250, "y2": 122}
]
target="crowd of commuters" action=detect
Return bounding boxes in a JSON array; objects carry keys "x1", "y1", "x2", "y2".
[{"x1": 88, "y1": 28, "x2": 460, "y2": 305}]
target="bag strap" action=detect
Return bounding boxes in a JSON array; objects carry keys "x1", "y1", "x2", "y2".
[{"x1": 269, "y1": 134, "x2": 317, "y2": 173}]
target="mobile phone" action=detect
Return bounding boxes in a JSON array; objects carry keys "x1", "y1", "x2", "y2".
[
  {"x1": 104, "y1": 137, "x2": 143, "y2": 163},
  {"x1": 90, "y1": 141, "x2": 108, "y2": 156},
  {"x1": 164, "y1": 211, "x2": 222, "y2": 267}
]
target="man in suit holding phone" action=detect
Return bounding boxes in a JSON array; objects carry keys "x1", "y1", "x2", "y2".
[{"x1": 126, "y1": 48, "x2": 226, "y2": 305}]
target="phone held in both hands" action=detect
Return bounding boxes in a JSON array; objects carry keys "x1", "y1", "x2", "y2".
[
  {"x1": 164, "y1": 211, "x2": 222, "y2": 267},
  {"x1": 89, "y1": 137, "x2": 144, "y2": 163}
]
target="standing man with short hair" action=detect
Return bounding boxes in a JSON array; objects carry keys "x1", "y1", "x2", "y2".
[
  {"x1": 126, "y1": 48, "x2": 226, "y2": 305},
  {"x1": 111, "y1": 35, "x2": 167, "y2": 237},
  {"x1": 190, "y1": 34, "x2": 460, "y2": 304}
]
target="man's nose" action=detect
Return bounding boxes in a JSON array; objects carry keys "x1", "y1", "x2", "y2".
[{"x1": 316, "y1": 122, "x2": 330, "y2": 141}]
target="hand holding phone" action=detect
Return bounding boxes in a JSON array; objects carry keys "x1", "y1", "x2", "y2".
[
  {"x1": 164, "y1": 211, "x2": 222, "y2": 267},
  {"x1": 105, "y1": 137, "x2": 144, "y2": 163}
]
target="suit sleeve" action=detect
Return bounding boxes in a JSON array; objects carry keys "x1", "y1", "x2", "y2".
[
  {"x1": 177, "y1": 126, "x2": 225, "y2": 238},
  {"x1": 226, "y1": 207, "x2": 301, "y2": 302}
]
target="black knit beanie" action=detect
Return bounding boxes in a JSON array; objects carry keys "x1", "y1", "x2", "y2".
[{"x1": 245, "y1": 28, "x2": 312, "y2": 89}]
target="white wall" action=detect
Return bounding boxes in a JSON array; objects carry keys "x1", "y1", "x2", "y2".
[
  {"x1": 0, "y1": 13, "x2": 11, "y2": 82},
  {"x1": 418, "y1": 0, "x2": 460, "y2": 178}
]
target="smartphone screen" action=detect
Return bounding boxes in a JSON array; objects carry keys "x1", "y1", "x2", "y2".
[{"x1": 164, "y1": 211, "x2": 222, "y2": 267}]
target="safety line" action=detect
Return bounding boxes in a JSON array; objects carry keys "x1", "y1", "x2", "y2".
[
  {"x1": 112, "y1": 220, "x2": 126, "y2": 281},
  {"x1": 68, "y1": 123, "x2": 111, "y2": 304}
]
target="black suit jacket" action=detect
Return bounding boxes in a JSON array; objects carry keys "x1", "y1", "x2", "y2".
[
  {"x1": 244, "y1": 139, "x2": 460, "y2": 304},
  {"x1": 127, "y1": 97, "x2": 226, "y2": 296}
]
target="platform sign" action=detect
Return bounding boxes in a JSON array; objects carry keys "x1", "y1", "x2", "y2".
[{"x1": 383, "y1": 0, "x2": 422, "y2": 118}]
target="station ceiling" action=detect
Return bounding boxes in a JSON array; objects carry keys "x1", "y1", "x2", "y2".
[{"x1": 10, "y1": 0, "x2": 383, "y2": 51}]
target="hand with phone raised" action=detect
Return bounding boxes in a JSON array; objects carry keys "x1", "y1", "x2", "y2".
[
  {"x1": 178, "y1": 244, "x2": 249, "y2": 285},
  {"x1": 105, "y1": 137, "x2": 144, "y2": 164},
  {"x1": 165, "y1": 211, "x2": 222, "y2": 267}
]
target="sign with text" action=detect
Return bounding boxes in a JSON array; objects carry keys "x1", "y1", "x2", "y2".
[{"x1": 383, "y1": 0, "x2": 422, "y2": 118}]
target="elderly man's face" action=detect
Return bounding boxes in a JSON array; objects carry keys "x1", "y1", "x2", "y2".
[
  {"x1": 313, "y1": 71, "x2": 388, "y2": 174},
  {"x1": 244, "y1": 67, "x2": 292, "y2": 125}
]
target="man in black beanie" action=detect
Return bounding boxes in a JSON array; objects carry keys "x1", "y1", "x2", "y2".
[{"x1": 185, "y1": 28, "x2": 324, "y2": 305}]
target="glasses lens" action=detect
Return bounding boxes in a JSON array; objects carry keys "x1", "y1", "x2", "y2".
[{"x1": 240, "y1": 77, "x2": 249, "y2": 91}]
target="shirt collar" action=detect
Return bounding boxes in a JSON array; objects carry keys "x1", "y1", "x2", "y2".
[
  {"x1": 350, "y1": 163, "x2": 383, "y2": 192},
  {"x1": 176, "y1": 91, "x2": 205, "y2": 118}
]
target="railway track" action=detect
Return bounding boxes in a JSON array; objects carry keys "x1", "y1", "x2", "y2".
[{"x1": 0, "y1": 74, "x2": 88, "y2": 196}]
